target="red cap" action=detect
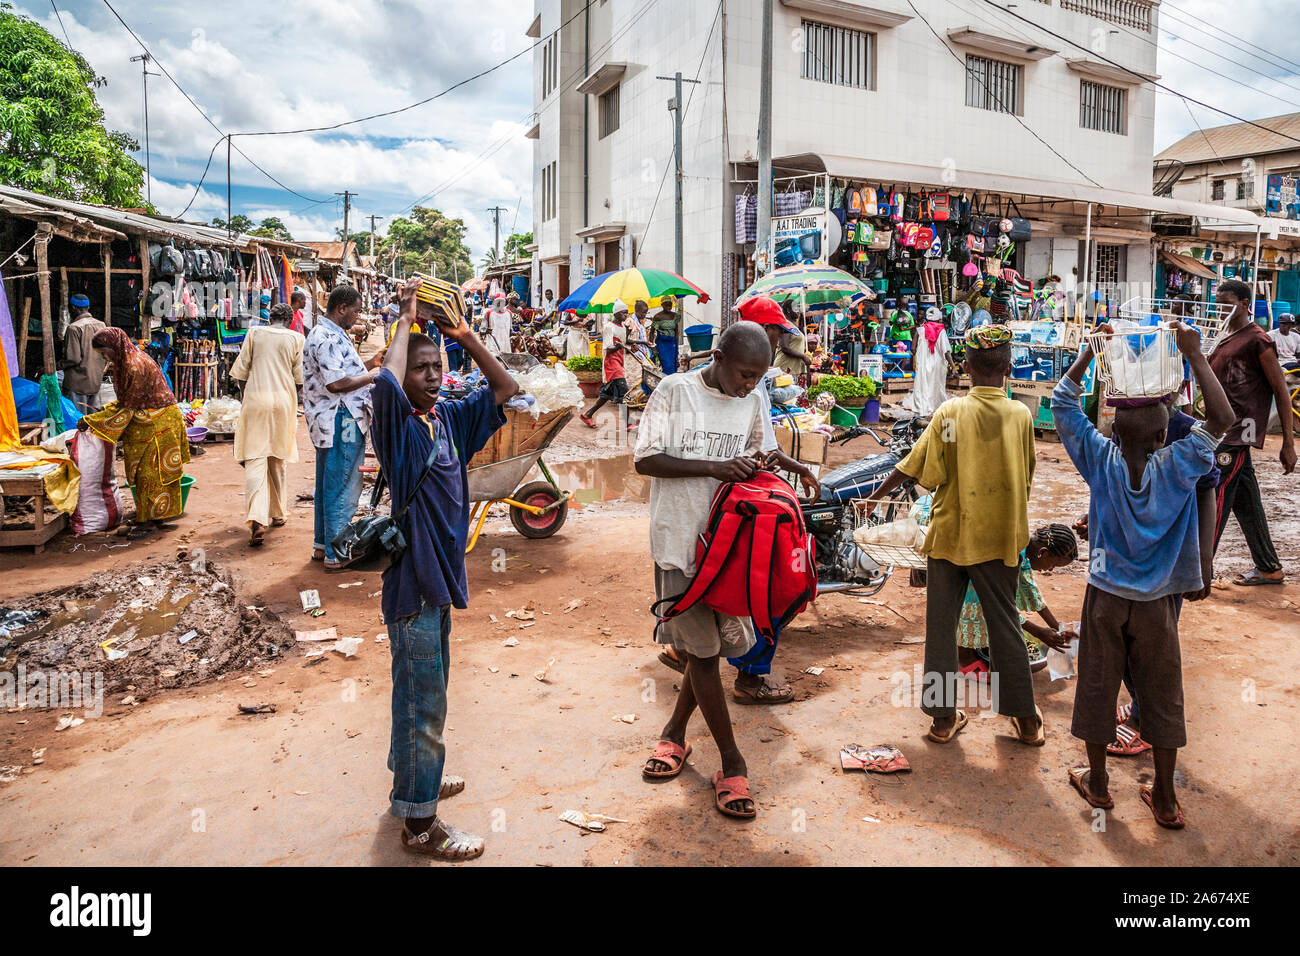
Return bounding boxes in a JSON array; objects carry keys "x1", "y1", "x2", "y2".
[{"x1": 737, "y1": 295, "x2": 798, "y2": 332}]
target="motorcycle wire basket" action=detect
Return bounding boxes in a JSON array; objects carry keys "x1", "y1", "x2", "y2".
[
  {"x1": 1115, "y1": 297, "x2": 1231, "y2": 355},
  {"x1": 850, "y1": 498, "x2": 927, "y2": 571},
  {"x1": 1084, "y1": 321, "x2": 1183, "y2": 400}
]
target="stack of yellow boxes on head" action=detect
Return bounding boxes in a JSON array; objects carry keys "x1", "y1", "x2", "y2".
[{"x1": 412, "y1": 273, "x2": 467, "y2": 331}]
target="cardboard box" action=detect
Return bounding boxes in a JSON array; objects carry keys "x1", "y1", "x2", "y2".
[{"x1": 774, "y1": 424, "x2": 828, "y2": 466}]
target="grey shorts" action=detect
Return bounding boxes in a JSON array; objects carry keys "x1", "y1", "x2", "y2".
[{"x1": 653, "y1": 565, "x2": 756, "y2": 659}]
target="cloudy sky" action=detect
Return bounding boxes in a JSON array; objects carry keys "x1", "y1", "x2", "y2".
[
  {"x1": 21, "y1": 0, "x2": 534, "y2": 260},
  {"x1": 17, "y1": 1, "x2": 1300, "y2": 257}
]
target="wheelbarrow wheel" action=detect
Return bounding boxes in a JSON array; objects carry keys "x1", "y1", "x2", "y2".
[{"x1": 509, "y1": 481, "x2": 568, "y2": 538}]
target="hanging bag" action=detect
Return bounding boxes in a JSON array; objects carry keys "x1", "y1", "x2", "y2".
[{"x1": 1000, "y1": 198, "x2": 1033, "y2": 242}]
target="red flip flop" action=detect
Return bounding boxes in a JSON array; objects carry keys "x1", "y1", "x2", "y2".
[
  {"x1": 711, "y1": 771, "x2": 756, "y2": 819},
  {"x1": 1140, "y1": 785, "x2": 1186, "y2": 830},
  {"x1": 642, "y1": 740, "x2": 691, "y2": 779},
  {"x1": 1106, "y1": 723, "x2": 1152, "y2": 757}
]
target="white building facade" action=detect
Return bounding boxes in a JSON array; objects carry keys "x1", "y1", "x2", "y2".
[{"x1": 530, "y1": 0, "x2": 1165, "y2": 324}]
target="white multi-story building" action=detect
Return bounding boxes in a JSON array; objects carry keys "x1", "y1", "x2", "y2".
[{"x1": 528, "y1": 0, "x2": 1211, "y2": 323}]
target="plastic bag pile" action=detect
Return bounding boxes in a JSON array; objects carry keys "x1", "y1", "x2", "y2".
[
  {"x1": 192, "y1": 396, "x2": 242, "y2": 433},
  {"x1": 1101, "y1": 321, "x2": 1181, "y2": 399},
  {"x1": 508, "y1": 364, "x2": 585, "y2": 418},
  {"x1": 854, "y1": 513, "x2": 927, "y2": 550}
]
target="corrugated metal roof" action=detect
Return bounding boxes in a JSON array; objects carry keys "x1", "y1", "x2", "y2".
[
  {"x1": 0, "y1": 192, "x2": 125, "y2": 242},
  {"x1": 0, "y1": 184, "x2": 245, "y2": 246},
  {"x1": 1155, "y1": 111, "x2": 1300, "y2": 165}
]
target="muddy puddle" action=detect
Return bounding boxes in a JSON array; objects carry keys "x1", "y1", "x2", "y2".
[
  {"x1": 0, "y1": 558, "x2": 294, "y2": 693},
  {"x1": 545, "y1": 454, "x2": 649, "y2": 509}
]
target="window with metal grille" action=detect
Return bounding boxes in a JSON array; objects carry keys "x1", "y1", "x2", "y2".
[
  {"x1": 800, "y1": 19, "x2": 876, "y2": 91},
  {"x1": 1080, "y1": 80, "x2": 1126, "y2": 134},
  {"x1": 965, "y1": 55, "x2": 1022, "y2": 114},
  {"x1": 542, "y1": 162, "x2": 557, "y2": 221},
  {"x1": 1212, "y1": 179, "x2": 1225, "y2": 201},
  {"x1": 599, "y1": 84, "x2": 620, "y2": 139},
  {"x1": 542, "y1": 34, "x2": 558, "y2": 98},
  {"x1": 1094, "y1": 243, "x2": 1122, "y2": 286}
]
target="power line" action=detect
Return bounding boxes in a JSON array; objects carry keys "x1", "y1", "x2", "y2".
[
  {"x1": 914, "y1": 0, "x2": 1103, "y2": 187},
  {"x1": 99, "y1": 0, "x2": 328, "y2": 206},
  {"x1": 175, "y1": 134, "x2": 225, "y2": 217},
  {"x1": 237, "y1": 1, "x2": 595, "y2": 138},
  {"x1": 48, "y1": 0, "x2": 71, "y2": 46},
  {"x1": 1163, "y1": 0, "x2": 1300, "y2": 76},
  {"x1": 977, "y1": 0, "x2": 1300, "y2": 149}
]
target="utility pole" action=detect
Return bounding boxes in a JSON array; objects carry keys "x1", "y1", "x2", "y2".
[
  {"x1": 130, "y1": 53, "x2": 158, "y2": 206},
  {"x1": 755, "y1": 0, "x2": 774, "y2": 274},
  {"x1": 657, "y1": 72, "x2": 700, "y2": 277},
  {"x1": 336, "y1": 191, "x2": 356, "y2": 279},
  {"x1": 367, "y1": 214, "x2": 383, "y2": 258},
  {"x1": 487, "y1": 205, "x2": 506, "y2": 262},
  {"x1": 226, "y1": 135, "x2": 232, "y2": 238}
]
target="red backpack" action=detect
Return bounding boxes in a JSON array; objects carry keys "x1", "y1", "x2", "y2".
[{"x1": 656, "y1": 471, "x2": 818, "y2": 642}]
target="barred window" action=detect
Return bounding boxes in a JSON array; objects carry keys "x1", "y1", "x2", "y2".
[
  {"x1": 542, "y1": 34, "x2": 559, "y2": 98},
  {"x1": 1080, "y1": 80, "x2": 1126, "y2": 134},
  {"x1": 541, "y1": 162, "x2": 557, "y2": 222},
  {"x1": 965, "y1": 55, "x2": 1022, "y2": 114},
  {"x1": 599, "y1": 84, "x2": 620, "y2": 139},
  {"x1": 800, "y1": 19, "x2": 876, "y2": 91}
]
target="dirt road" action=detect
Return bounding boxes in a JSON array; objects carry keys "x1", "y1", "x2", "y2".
[{"x1": 1, "y1": 409, "x2": 1297, "y2": 866}]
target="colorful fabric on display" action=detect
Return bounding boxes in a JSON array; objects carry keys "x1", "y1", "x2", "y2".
[
  {"x1": 279, "y1": 255, "x2": 293, "y2": 305},
  {"x1": 82, "y1": 403, "x2": 189, "y2": 522},
  {"x1": 38, "y1": 373, "x2": 64, "y2": 433},
  {"x1": 0, "y1": 342, "x2": 18, "y2": 450},
  {"x1": 0, "y1": 449, "x2": 79, "y2": 513},
  {"x1": 91, "y1": 328, "x2": 176, "y2": 410},
  {"x1": 0, "y1": 267, "x2": 18, "y2": 373}
]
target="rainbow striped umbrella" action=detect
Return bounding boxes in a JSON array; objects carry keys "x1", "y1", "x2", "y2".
[
  {"x1": 735, "y1": 264, "x2": 874, "y2": 313},
  {"x1": 557, "y1": 267, "x2": 709, "y2": 314}
]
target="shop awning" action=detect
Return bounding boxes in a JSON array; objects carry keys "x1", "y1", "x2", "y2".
[
  {"x1": 1158, "y1": 249, "x2": 1218, "y2": 280},
  {"x1": 783, "y1": 154, "x2": 1265, "y2": 226}
]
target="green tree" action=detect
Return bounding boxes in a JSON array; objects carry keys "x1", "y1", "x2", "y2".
[
  {"x1": 385, "y1": 206, "x2": 473, "y2": 282},
  {"x1": 211, "y1": 214, "x2": 254, "y2": 233},
  {"x1": 503, "y1": 231, "x2": 532, "y2": 262},
  {"x1": 0, "y1": 6, "x2": 146, "y2": 206},
  {"x1": 248, "y1": 216, "x2": 293, "y2": 241}
]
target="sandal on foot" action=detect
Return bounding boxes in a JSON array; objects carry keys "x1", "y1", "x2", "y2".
[
  {"x1": 1009, "y1": 705, "x2": 1046, "y2": 746},
  {"x1": 732, "y1": 676, "x2": 795, "y2": 705},
  {"x1": 1233, "y1": 568, "x2": 1284, "y2": 587},
  {"x1": 1139, "y1": 785, "x2": 1186, "y2": 830},
  {"x1": 439, "y1": 775, "x2": 466, "y2": 799},
  {"x1": 250, "y1": 524, "x2": 266, "y2": 547},
  {"x1": 657, "y1": 650, "x2": 685, "y2": 674},
  {"x1": 271, "y1": 518, "x2": 287, "y2": 528},
  {"x1": 643, "y1": 740, "x2": 691, "y2": 779},
  {"x1": 1067, "y1": 766, "x2": 1114, "y2": 809},
  {"x1": 1106, "y1": 723, "x2": 1152, "y2": 757},
  {"x1": 400, "y1": 818, "x2": 485, "y2": 860},
  {"x1": 926, "y1": 710, "x2": 968, "y2": 744},
  {"x1": 580, "y1": 415, "x2": 598, "y2": 429},
  {"x1": 711, "y1": 770, "x2": 756, "y2": 819},
  {"x1": 1116, "y1": 701, "x2": 1133, "y2": 725}
]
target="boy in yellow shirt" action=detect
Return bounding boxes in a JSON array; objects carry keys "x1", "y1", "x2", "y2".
[{"x1": 870, "y1": 325, "x2": 1048, "y2": 744}]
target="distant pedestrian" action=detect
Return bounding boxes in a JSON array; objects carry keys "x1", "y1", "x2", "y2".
[{"x1": 60, "y1": 294, "x2": 107, "y2": 412}]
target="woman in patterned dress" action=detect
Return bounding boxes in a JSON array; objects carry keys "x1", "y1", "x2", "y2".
[{"x1": 77, "y1": 328, "x2": 190, "y2": 539}]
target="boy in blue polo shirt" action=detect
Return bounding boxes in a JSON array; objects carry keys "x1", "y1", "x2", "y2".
[
  {"x1": 371, "y1": 277, "x2": 517, "y2": 859},
  {"x1": 1052, "y1": 321, "x2": 1233, "y2": 830}
]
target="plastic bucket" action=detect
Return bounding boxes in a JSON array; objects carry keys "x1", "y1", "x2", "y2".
[
  {"x1": 861, "y1": 397, "x2": 881, "y2": 424},
  {"x1": 685, "y1": 323, "x2": 715, "y2": 352},
  {"x1": 829, "y1": 404, "x2": 860, "y2": 428},
  {"x1": 128, "y1": 474, "x2": 195, "y2": 513}
]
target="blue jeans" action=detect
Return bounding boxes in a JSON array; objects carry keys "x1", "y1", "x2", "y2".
[
  {"x1": 728, "y1": 627, "x2": 778, "y2": 676},
  {"x1": 313, "y1": 405, "x2": 366, "y2": 563},
  {"x1": 387, "y1": 601, "x2": 451, "y2": 819}
]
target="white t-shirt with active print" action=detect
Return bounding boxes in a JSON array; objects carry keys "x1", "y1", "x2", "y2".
[{"x1": 634, "y1": 368, "x2": 776, "y2": 575}]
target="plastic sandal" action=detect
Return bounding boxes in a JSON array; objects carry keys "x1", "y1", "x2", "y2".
[
  {"x1": 711, "y1": 770, "x2": 756, "y2": 819},
  {"x1": 643, "y1": 740, "x2": 692, "y2": 779},
  {"x1": 1140, "y1": 785, "x2": 1186, "y2": 830},
  {"x1": 1106, "y1": 723, "x2": 1152, "y2": 757},
  {"x1": 1068, "y1": 765, "x2": 1114, "y2": 809}
]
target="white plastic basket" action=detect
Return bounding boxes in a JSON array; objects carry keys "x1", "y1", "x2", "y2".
[
  {"x1": 1116, "y1": 297, "x2": 1231, "y2": 354},
  {"x1": 1085, "y1": 321, "x2": 1183, "y2": 399}
]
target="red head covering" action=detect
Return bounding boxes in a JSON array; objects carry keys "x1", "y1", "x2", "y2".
[
  {"x1": 737, "y1": 296, "x2": 798, "y2": 332},
  {"x1": 92, "y1": 327, "x2": 175, "y2": 410}
]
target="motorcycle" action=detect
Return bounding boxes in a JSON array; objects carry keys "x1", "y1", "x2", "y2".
[{"x1": 800, "y1": 417, "x2": 927, "y2": 597}]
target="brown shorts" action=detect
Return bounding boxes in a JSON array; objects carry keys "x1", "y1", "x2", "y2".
[
  {"x1": 653, "y1": 565, "x2": 756, "y2": 659},
  {"x1": 1071, "y1": 584, "x2": 1185, "y2": 749}
]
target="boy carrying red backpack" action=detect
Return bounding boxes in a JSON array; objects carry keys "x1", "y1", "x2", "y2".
[{"x1": 634, "y1": 322, "x2": 783, "y2": 820}]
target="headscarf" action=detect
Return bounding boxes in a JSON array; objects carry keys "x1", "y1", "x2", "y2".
[
  {"x1": 92, "y1": 327, "x2": 175, "y2": 410},
  {"x1": 964, "y1": 324, "x2": 1012, "y2": 350},
  {"x1": 923, "y1": 307, "x2": 944, "y2": 354}
]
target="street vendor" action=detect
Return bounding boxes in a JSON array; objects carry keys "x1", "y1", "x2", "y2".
[
  {"x1": 562, "y1": 309, "x2": 592, "y2": 360},
  {"x1": 60, "y1": 293, "x2": 107, "y2": 412},
  {"x1": 371, "y1": 276, "x2": 516, "y2": 860},
  {"x1": 77, "y1": 327, "x2": 190, "y2": 540},
  {"x1": 652, "y1": 295, "x2": 681, "y2": 373},
  {"x1": 484, "y1": 294, "x2": 513, "y2": 358}
]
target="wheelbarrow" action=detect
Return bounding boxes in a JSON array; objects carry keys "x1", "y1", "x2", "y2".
[{"x1": 465, "y1": 405, "x2": 574, "y2": 552}]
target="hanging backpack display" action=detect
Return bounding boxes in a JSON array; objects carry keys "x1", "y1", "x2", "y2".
[
  {"x1": 869, "y1": 227, "x2": 892, "y2": 251},
  {"x1": 845, "y1": 186, "x2": 866, "y2": 220},
  {"x1": 157, "y1": 242, "x2": 184, "y2": 277},
  {"x1": 999, "y1": 199, "x2": 1032, "y2": 242},
  {"x1": 929, "y1": 193, "x2": 952, "y2": 222}
]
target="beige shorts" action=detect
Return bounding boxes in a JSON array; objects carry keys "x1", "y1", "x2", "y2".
[{"x1": 653, "y1": 565, "x2": 756, "y2": 659}]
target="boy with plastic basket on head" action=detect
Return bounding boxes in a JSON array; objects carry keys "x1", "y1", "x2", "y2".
[{"x1": 1051, "y1": 321, "x2": 1233, "y2": 829}]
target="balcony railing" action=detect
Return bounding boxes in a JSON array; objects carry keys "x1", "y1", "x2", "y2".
[{"x1": 1060, "y1": 0, "x2": 1155, "y2": 32}]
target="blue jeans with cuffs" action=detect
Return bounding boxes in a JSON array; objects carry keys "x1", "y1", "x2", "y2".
[{"x1": 387, "y1": 600, "x2": 451, "y2": 819}]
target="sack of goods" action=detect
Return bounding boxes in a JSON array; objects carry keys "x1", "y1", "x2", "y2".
[
  {"x1": 69, "y1": 429, "x2": 122, "y2": 535},
  {"x1": 656, "y1": 471, "x2": 817, "y2": 641},
  {"x1": 854, "y1": 513, "x2": 926, "y2": 551}
]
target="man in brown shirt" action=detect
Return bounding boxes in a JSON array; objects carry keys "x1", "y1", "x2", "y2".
[
  {"x1": 1207, "y1": 280, "x2": 1296, "y2": 586},
  {"x1": 60, "y1": 294, "x2": 107, "y2": 411}
]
